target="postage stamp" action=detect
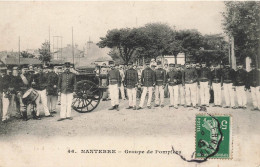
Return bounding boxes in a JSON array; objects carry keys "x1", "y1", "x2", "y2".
[{"x1": 195, "y1": 114, "x2": 232, "y2": 159}]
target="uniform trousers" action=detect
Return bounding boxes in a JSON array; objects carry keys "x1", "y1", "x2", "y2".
[
  {"x1": 127, "y1": 88, "x2": 137, "y2": 107},
  {"x1": 212, "y1": 83, "x2": 222, "y2": 105},
  {"x1": 155, "y1": 85, "x2": 164, "y2": 105},
  {"x1": 236, "y1": 86, "x2": 247, "y2": 107},
  {"x1": 109, "y1": 84, "x2": 119, "y2": 106},
  {"x1": 196, "y1": 84, "x2": 200, "y2": 105},
  {"x1": 35, "y1": 89, "x2": 51, "y2": 116},
  {"x1": 178, "y1": 84, "x2": 185, "y2": 105},
  {"x1": 185, "y1": 83, "x2": 197, "y2": 106},
  {"x1": 119, "y1": 84, "x2": 126, "y2": 99},
  {"x1": 200, "y1": 81, "x2": 210, "y2": 105},
  {"x1": 251, "y1": 86, "x2": 260, "y2": 109},
  {"x1": 223, "y1": 83, "x2": 235, "y2": 107},
  {"x1": 47, "y1": 95, "x2": 58, "y2": 112},
  {"x1": 2, "y1": 93, "x2": 10, "y2": 121},
  {"x1": 168, "y1": 85, "x2": 179, "y2": 106},
  {"x1": 60, "y1": 93, "x2": 73, "y2": 118},
  {"x1": 139, "y1": 87, "x2": 153, "y2": 107}
]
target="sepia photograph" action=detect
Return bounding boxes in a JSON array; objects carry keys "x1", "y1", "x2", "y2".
[{"x1": 0, "y1": 1, "x2": 259, "y2": 167}]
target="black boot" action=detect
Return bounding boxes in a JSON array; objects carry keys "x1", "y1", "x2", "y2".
[
  {"x1": 115, "y1": 105, "x2": 119, "y2": 111},
  {"x1": 22, "y1": 111, "x2": 28, "y2": 121},
  {"x1": 32, "y1": 111, "x2": 41, "y2": 120},
  {"x1": 109, "y1": 106, "x2": 116, "y2": 110}
]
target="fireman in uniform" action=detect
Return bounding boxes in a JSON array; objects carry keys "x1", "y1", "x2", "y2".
[
  {"x1": 234, "y1": 63, "x2": 248, "y2": 109},
  {"x1": 57, "y1": 62, "x2": 77, "y2": 121},
  {"x1": 118, "y1": 64, "x2": 126, "y2": 100},
  {"x1": 17, "y1": 65, "x2": 35, "y2": 121},
  {"x1": 10, "y1": 66, "x2": 23, "y2": 118},
  {"x1": 222, "y1": 63, "x2": 236, "y2": 109},
  {"x1": 107, "y1": 64, "x2": 121, "y2": 111},
  {"x1": 167, "y1": 64, "x2": 182, "y2": 109},
  {"x1": 47, "y1": 65, "x2": 59, "y2": 114},
  {"x1": 182, "y1": 62, "x2": 198, "y2": 108},
  {"x1": 179, "y1": 65, "x2": 186, "y2": 106},
  {"x1": 210, "y1": 63, "x2": 223, "y2": 107},
  {"x1": 154, "y1": 61, "x2": 166, "y2": 108},
  {"x1": 195, "y1": 63, "x2": 201, "y2": 105},
  {"x1": 198, "y1": 62, "x2": 211, "y2": 107},
  {"x1": 1, "y1": 67, "x2": 12, "y2": 122},
  {"x1": 248, "y1": 64, "x2": 260, "y2": 111},
  {"x1": 32, "y1": 65, "x2": 53, "y2": 118},
  {"x1": 124, "y1": 62, "x2": 139, "y2": 110},
  {"x1": 138, "y1": 61, "x2": 156, "y2": 110}
]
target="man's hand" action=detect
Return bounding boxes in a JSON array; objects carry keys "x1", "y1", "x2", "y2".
[{"x1": 53, "y1": 85, "x2": 57, "y2": 88}]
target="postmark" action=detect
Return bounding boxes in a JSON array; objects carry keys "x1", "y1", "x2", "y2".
[{"x1": 195, "y1": 114, "x2": 232, "y2": 159}]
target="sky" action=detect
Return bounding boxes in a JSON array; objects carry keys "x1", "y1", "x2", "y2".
[{"x1": 0, "y1": 1, "x2": 226, "y2": 51}]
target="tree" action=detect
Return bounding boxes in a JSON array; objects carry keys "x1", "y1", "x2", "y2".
[
  {"x1": 38, "y1": 41, "x2": 51, "y2": 65},
  {"x1": 199, "y1": 34, "x2": 229, "y2": 64},
  {"x1": 175, "y1": 29, "x2": 204, "y2": 61},
  {"x1": 20, "y1": 51, "x2": 35, "y2": 58},
  {"x1": 140, "y1": 23, "x2": 175, "y2": 59},
  {"x1": 222, "y1": 1, "x2": 260, "y2": 65},
  {"x1": 97, "y1": 28, "x2": 147, "y2": 64}
]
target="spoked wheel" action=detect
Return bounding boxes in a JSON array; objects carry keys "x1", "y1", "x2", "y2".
[{"x1": 72, "y1": 80, "x2": 102, "y2": 113}]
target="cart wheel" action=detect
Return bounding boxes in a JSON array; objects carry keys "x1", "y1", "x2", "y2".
[{"x1": 72, "y1": 80, "x2": 102, "y2": 113}]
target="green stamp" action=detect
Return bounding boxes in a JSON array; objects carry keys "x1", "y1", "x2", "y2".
[{"x1": 195, "y1": 114, "x2": 232, "y2": 159}]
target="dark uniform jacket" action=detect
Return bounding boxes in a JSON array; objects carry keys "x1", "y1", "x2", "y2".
[
  {"x1": 107, "y1": 69, "x2": 121, "y2": 85},
  {"x1": 234, "y1": 69, "x2": 247, "y2": 87},
  {"x1": 198, "y1": 67, "x2": 211, "y2": 83},
  {"x1": 58, "y1": 71, "x2": 77, "y2": 94},
  {"x1": 155, "y1": 68, "x2": 166, "y2": 86},
  {"x1": 31, "y1": 72, "x2": 48, "y2": 91},
  {"x1": 10, "y1": 75, "x2": 23, "y2": 93},
  {"x1": 47, "y1": 71, "x2": 59, "y2": 96},
  {"x1": 247, "y1": 69, "x2": 260, "y2": 88},
  {"x1": 210, "y1": 69, "x2": 222, "y2": 85},
  {"x1": 182, "y1": 68, "x2": 198, "y2": 85},
  {"x1": 141, "y1": 67, "x2": 156, "y2": 87},
  {"x1": 222, "y1": 67, "x2": 235, "y2": 84},
  {"x1": 124, "y1": 68, "x2": 138, "y2": 88},
  {"x1": 167, "y1": 70, "x2": 182, "y2": 86},
  {"x1": 2, "y1": 74, "x2": 11, "y2": 92}
]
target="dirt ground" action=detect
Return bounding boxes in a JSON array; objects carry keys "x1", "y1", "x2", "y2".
[{"x1": 0, "y1": 92, "x2": 260, "y2": 167}]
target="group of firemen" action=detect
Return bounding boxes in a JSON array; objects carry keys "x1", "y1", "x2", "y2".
[
  {"x1": 0, "y1": 60, "x2": 259, "y2": 123},
  {"x1": 0, "y1": 62, "x2": 77, "y2": 122},
  {"x1": 106, "y1": 60, "x2": 260, "y2": 111}
]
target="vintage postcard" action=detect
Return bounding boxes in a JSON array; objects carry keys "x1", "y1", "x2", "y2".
[{"x1": 0, "y1": 1, "x2": 259, "y2": 167}]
